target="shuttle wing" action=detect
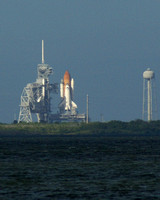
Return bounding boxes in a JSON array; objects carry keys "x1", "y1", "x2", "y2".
[{"x1": 71, "y1": 101, "x2": 77, "y2": 109}]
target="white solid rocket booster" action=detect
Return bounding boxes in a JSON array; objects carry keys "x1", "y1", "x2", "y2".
[
  {"x1": 60, "y1": 79, "x2": 64, "y2": 98},
  {"x1": 71, "y1": 78, "x2": 74, "y2": 99}
]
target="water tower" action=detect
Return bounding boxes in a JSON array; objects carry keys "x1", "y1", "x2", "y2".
[{"x1": 142, "y1": 68, "x2": 157, "y2": 121}]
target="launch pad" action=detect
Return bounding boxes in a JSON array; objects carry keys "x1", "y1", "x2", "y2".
[
  {"x1": 50, "y1": 113, "x2": 86, "y2": 122},
  {"x1": 18, "y1": 40, "x2": 86, "y2": 123}
]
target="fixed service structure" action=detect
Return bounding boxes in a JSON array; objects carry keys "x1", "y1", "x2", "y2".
[{"x1": 18, "y1": 40, "x2": 58, "y2": 123}]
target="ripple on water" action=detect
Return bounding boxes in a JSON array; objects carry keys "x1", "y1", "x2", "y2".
[{"x1": 0, "y1": 136, "x2": 160, "y2": 199}]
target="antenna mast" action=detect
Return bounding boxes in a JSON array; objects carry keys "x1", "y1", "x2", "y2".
[{"x1": 42, "y1": 40, "x2": 44, "y2": 64}]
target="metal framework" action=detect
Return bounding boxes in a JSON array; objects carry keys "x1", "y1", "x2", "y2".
[
  {"x1": 18, "y1": 86, "x2": 32, "y2": 123},
  {"x1": 18, "y1": 40, "x2": 58, "y2": 123}
]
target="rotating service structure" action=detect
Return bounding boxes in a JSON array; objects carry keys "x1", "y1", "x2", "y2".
[
  {"x1": 142, "y1": 68, "x2": 157, "y2": 121},
  {"x1": 18, "y1": 40, "x2": 58, "y2": 123}
]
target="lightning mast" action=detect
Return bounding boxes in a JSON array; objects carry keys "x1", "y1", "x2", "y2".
[{"x1": 86, "y1": 94, "x2": 89, "y2": 123}]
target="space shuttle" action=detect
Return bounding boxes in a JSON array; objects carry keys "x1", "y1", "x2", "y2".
[{"x1": 59, "y1": 71, "x2": 77, "y2": 113}]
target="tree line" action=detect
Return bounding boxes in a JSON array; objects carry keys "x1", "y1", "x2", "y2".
[{"x1": 0, "y1": 119, "x2": 160, "y2": 135}]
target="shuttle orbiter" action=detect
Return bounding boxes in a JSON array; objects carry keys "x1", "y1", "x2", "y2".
[{"x1": 59, "y1": 71, "x2": 77, "y2": 114}]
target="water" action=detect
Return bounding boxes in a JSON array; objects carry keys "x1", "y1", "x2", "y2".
[{"x1": 0, "y1": 135, "x2": 160, "y2": 199}]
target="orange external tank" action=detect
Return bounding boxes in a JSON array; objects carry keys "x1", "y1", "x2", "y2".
[{"x1": 63, "y1": 70, "x2": 71, "y2": 97}]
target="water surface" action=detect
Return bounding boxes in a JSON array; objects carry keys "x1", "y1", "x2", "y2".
[{"x1": 0, "y1": 135, "x2": 160, "y2": 199}]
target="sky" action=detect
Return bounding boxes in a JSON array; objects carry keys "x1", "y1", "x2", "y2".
[{"x1": 1, "y1": 0, "x2": 160, "y2": 123}]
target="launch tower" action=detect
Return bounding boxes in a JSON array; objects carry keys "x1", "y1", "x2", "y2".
[{"x1": 18, "y1": 40, "x2": 58, "y2": 123}]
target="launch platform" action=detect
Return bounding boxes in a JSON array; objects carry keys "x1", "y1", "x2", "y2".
[{"x1": 50, "y1": 113, "x2": 86, "y2": 122}]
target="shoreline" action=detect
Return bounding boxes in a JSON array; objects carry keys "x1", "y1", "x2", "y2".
[{"x1": 0, "y1": 120, "x2": 160, "y2": 136}]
